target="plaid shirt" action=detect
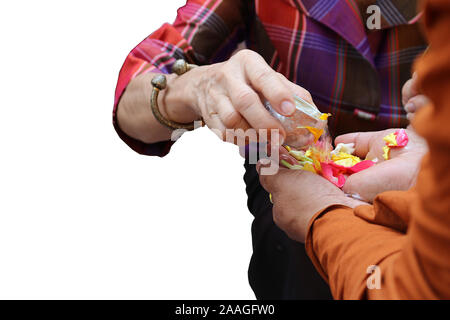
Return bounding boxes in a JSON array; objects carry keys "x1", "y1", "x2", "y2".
[{"x1": 113, "y1": 0, "x2": 427, "y2": 156}]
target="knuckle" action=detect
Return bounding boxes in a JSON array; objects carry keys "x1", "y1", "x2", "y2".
[
  {"x1": 295, "y1": 88, "x2": 313, "y2": 103},
  {"x1": 302, "y1": 90, "x2": 313, "y2": 101},
  {"x1": 276, "y1": 72, "x2": 287, "y2": 80},
  {"x1": 270, "y1": 85, "x2": 290, "y2": 101},
  {"x1": 234, "y1": 49, "x2": 255, "y2": 61},
  {"x1": 353, "y1": 132, "x2": 363, "y2": 147},
  {"x1": 222, "y1": 110, "x2": 241, "y2": 128},
  {"x1": 235, "y1": 89, "x2": 258, "y2": 109},
  {"x1": 253, "y1": 70, "x2": 272, "y2": 84},
  {"x1": 212, "y1": 67, "x2": 227, "y2": 83}
]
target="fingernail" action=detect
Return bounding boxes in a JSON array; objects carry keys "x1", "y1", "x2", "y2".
[
  {"x1": 280, "y1": 100, "x2": 295, "y2": 116},
  {"x1": 405, "y1": 102, "x2": 416, "y2": 113}
]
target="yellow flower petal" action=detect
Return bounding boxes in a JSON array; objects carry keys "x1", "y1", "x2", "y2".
[
  {"x1": 305, "y1": 149, "x2": 312, "y2": 157},
  {"x1": 383, "y1": 145, "x2": 390, "y2": 160},
  {"x1": 283, "y1": 145, "x2": 291, "y2": 152},
  {"x1": 319, "y1": 113, "x2": 331, "y2": 121},
  {"x1": 298, "y1": 126, "x2": 324, "y2": 143},
  {"x1": 383, "y1": 133, "x2": 398, "y2": 147},
  {"x1": 302, "y1": 163, "x2": 316, "y2": 173},
  {"x1": 331, "y1": 152, "x2": 361, "y2": 167},
  {"x1": 313, "y1": 157, "x2": 322, "y2": 172},
  {"x1": 334, "y1": 159, "x2": 354, "y2": 167},
  {"x1": 289, "y1": 150, "x2": 313, "y2": 163}
]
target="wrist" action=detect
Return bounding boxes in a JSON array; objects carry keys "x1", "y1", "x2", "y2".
[
  {"x1": 321, "y1": 195, "x2": 367, "y2": 210},
  {"x1": 158, "y1": 73, "x2": 200, "y2": 124},
  {"x1": 301, "y1": 196, "x2": 365, "y2": 240},
  {"x1": 305, "y1": 195, "x2": 365, "y2": 225}
]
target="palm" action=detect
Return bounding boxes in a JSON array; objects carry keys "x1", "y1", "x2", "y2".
[{"x1": 335, "y1": 129, "x2": 427, "y2": 202}]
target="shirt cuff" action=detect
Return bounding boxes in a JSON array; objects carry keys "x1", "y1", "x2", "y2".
[
  {"x1": 305, "y1": 204, "x2": 354, "y2": 283},
  {"x1": 112, "y1": 110, "x2": 174, "y2": 157}
]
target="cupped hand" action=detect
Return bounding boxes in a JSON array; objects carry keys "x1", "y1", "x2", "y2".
[
  {"x1": 335, "y1": 129, "x2": 428, "y2": 203},
  {"x1": 187, "y1": 49, "x2": 314, "y2": 145},
  {"x1": 257, "y1": 159, "x2": 366, "y2": 243}
]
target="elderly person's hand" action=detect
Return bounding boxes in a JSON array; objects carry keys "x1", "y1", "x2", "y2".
[
  {"x1": 118, "y1": 49, "x2": 315, "y2": 146},
  {"x1": 336, "y1": 129, "x2": 428, "y2": 203},
  {"x1": 402, "y1": 73, "x2": 430, "y2": 122},
  {"x1": 186, "y1": 49, "x2": 313, "y2": 143},
  {"x1": 257, "y1": 159, "x2": 366, "y2": 243}
]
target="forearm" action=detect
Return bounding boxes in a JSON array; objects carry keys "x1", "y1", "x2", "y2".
[{"x1": 116, "y1": 71, "x2": 200, "y2": 144}]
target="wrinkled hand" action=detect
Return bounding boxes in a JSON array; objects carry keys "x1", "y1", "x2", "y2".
[
  {"x1": 402, "y1": 73, "x2": 430, "y2": 122},
  {"x1": 257, "y1": 159, "x2": 366, "y2": 243},
  {"x1": 188, "y1": 49, "x2": 314, "y2": 144},
  {"x1": 336, "y1": 129, "x2": 428, "y2": 203}
]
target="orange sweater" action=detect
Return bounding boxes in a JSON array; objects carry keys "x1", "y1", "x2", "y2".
[{"x1": 305, "y1": 0, "x2": 450, "y2": 299}]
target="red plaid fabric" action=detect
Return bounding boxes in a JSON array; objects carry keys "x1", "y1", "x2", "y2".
[{"x1": 114, "y1": 0, "x2": 427, "y2": 156}]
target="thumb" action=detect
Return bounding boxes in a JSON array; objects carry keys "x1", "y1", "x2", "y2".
[{"x1": 342, "y1": 172, "x2": 374, "y2": 202}]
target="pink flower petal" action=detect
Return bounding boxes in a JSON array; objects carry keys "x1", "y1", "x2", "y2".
[
  {"x1": 320, "y1": 162, "x2": 346, "y2": 188},
  {"x1": 348, "y1": 160, "x2": 376, "y2": 174},
  {"x1": 320, "y1": 160, "x2": 375, "y2": 188},
  {"x1": 394, "y1": 129, "x2": 409, "y2": 147}
]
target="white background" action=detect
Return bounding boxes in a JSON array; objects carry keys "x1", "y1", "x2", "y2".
[{"x1": 0, "y1": 0, "x2": 255, "y2": 299}]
